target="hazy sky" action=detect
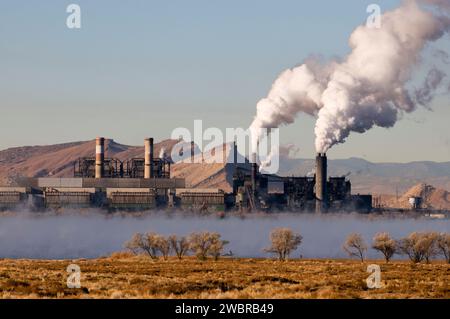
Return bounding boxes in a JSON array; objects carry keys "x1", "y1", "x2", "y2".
[{"x1": 0, "y1": 0, "x2": 449, "y2": 162}]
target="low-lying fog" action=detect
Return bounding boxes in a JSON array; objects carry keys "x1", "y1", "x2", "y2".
[{"x1": 0, "y1": 212, "x2": 448, "y2": 259}]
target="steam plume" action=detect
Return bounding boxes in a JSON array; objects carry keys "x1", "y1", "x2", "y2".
[
  {"x1": 249, "y1": 0, "x2": 450, "y2": 153},
  {"x1": 159, "y1": 147, "x2": 167, "y2": 159}
]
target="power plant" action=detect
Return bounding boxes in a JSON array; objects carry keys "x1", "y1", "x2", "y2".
[
  {"x1": 232, "y1": 148, "x2": 371, "y2": 213},
  {"x1": 0, "y1": 137, "x2": 372, "y2": 213}
]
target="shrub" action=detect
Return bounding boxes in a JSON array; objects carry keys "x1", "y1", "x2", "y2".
[
  {"x1": 169, "y1": 235, "x2": 190, "y2": 260},
  {"x1": 343, "y1": 233, "x2": 367, "y2": 262},
  {"x1": 124, "y1": 233, "x2": 145, "y2": 256},
  {"x1": 421, "y1": 232, "x2": 440, "y2": 263},
  {"x1": 124, "y1": 232, "x2": 168, "y2": 260},
  {"x1": 397, "y1": 232, "x2": 439, "y2": 263},
  {"x1": 372, "y1": 232, "x2": 397, "y2": 263},
  {"x1": 141, "y1": 232, "x2": 162, "y2": 260},
  {"x1": 437, "y1": 233, "x2": 450, "y2": 263},
  {"x1": 155, "y1": 235, "x2": 171, "y2": 260},
  {"x1": 188, "y1": 231, "x2": 228, "y2": 261},
  {"x1": 264, "y1": 228, "x2": 302, "y2": 261},
  {"x1": 208, "y1": 234, "x2": 230, "y2": 261}
]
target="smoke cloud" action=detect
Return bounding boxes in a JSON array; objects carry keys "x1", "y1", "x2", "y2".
[
  {"x1": 279, "y1": 143, "x2": 301, "y2": 158},
  {"x1": 249, "y1": 0, "x2": 450, "y2": 153}
]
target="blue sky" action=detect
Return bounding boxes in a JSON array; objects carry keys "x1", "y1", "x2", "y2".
[{"x1": 0, "y1": 0, "x2": 449, "y2": 162}]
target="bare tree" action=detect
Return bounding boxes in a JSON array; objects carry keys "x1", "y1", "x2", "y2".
[
  {"x1": 264, "y1": 228, "x2": 303, "y2": 261},
  {"x1": 188, "y1": 231, "x2": 228, "y2": 261},
  {"x1": 124, "y1": 233, "x2": 144, "y2": 255},
  {"x1": 398, "y1": 233, "x2": 424, "y2": 263},
  {"x1": 208, "y1": 233, "x2": 230, "y2": 261},
  {"x1": 397, "y1": 232, "x2": 439, "y2": 263},
  {"x1": 421, "y1": 232, "x2": 440, "y2": 264},
  {"x1": 188, "y1": 232, "x2": 210, "y2": 260},
  {"x1": 169, "y1": 235, "x2": 190, "y2": 260},
  {"x1": 142, "y1": 232, "x2": 162, "y2": 260},
  {"x1": 155, "y1": 235, "x2": 171, "y2": 260},
  {"x1": 372, "y1": 232, "x2": 397, "y2": 263},
  {"x1": 124, "y1": 232, "x2": 159, "y2": 259},
  {"x1": 437, "y1": 233, "x2": 450, "y2": 263},
  {"x1": 343, "y1": 233, "x2": 367, "y2": 262}
]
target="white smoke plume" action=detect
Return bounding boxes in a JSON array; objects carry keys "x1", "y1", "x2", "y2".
[
  {"x1": 159, "y1": 146, "x2": 167, "y2": 159},
  {"x1": 259, "y1": 143, "x2": 301, "y2": 173},
  {"x1": 249, "y1": 61, "x2": 330, "y2": 150},
  {"x1": 249, "y1": 0, "x2": 450, "y2": 153},
  {"x1": 279, "y1": 143, "x2": 301, "y2": 158}
]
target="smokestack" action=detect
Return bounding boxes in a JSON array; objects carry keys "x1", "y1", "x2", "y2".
[
  {"x1": 233, "y1": 141, "x2": 238, "y2": 169},
  {"x1": 315, "y1": 153, "x2": 328, "y2": 213},
  {"x1": 191, "y1": 141, "x2": 195, "y2": 163},
  {"x1": 251, "y1": 153, "x2": 257, "y2": 196},
  {"x1": 232, "y1": 141, "x2": 238, "y2": 195},
  {"x1": 95, "y1": 137, "x2": 105, "y2": 179},
  {"x1": 144, "y1": 138, "x2": 154, "y2": 179},
  {"x1": 150, "y1": 138, "x2": 154, "y2": 178}
]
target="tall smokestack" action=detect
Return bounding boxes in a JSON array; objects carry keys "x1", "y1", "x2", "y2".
[
  {"x1": 150, "y1": 138, "x2": 154, "y2": 178},
  {"x1": 251, "y1": 153, "x2": 257, "y2": 197},
  {"x1": 233, "y1": 141, "x2": 238, "y2": 169},
  {"x1": 191, "y1": 141, "x2": 195, "y2": 163},
  {"x1": 95, "y1": 137, "x2": 105, "y2": 179},
  {"x1": 144, "y1": 138, "x2": 154, "y2": 179},
  {"x1": 232, "y1": 141, "x2": 238, "y2": 195},
  {"x1": 315, "y1": 153, "x2": 328, "y2": 213}
]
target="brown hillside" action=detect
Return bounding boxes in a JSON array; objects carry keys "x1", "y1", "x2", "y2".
[{"x1": 0, "y1": 139, "x2": 234, "y2": 191}]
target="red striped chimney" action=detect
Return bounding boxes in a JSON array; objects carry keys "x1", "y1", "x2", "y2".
[{"x1": 95, "y1": 137, "x2": 105, "y2": 179}]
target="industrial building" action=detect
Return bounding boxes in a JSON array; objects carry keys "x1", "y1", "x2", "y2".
[
  {"x1": 232, "y1": 149, "x2": 372, "y2": 213},
  {"x1": 0, "y1": 137, "x2": 372, "y2": 213}
]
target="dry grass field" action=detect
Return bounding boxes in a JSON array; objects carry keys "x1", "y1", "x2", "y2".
[{"x1": 0, "y1": 254, "x2": 448, "y2": 299}]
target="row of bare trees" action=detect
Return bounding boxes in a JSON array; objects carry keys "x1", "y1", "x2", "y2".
[
  {"x1": 343, "y1": 232, "x2": 450, "y2": 263},
  {"x1": 123, "y1": 228, "x2": 450, "y2": 264},
  {"x1": 124, "y1": 232, "x2": 229, "y2": 261}
]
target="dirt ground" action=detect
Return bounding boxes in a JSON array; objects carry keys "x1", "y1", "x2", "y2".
[{"x1": 0, "y1": 255, "x2": 448, "y2": 299}]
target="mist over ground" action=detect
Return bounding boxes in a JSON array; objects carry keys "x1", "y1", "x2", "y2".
[{"x1": 0, "y1": 212, "x2": 448, "y2": 259}]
